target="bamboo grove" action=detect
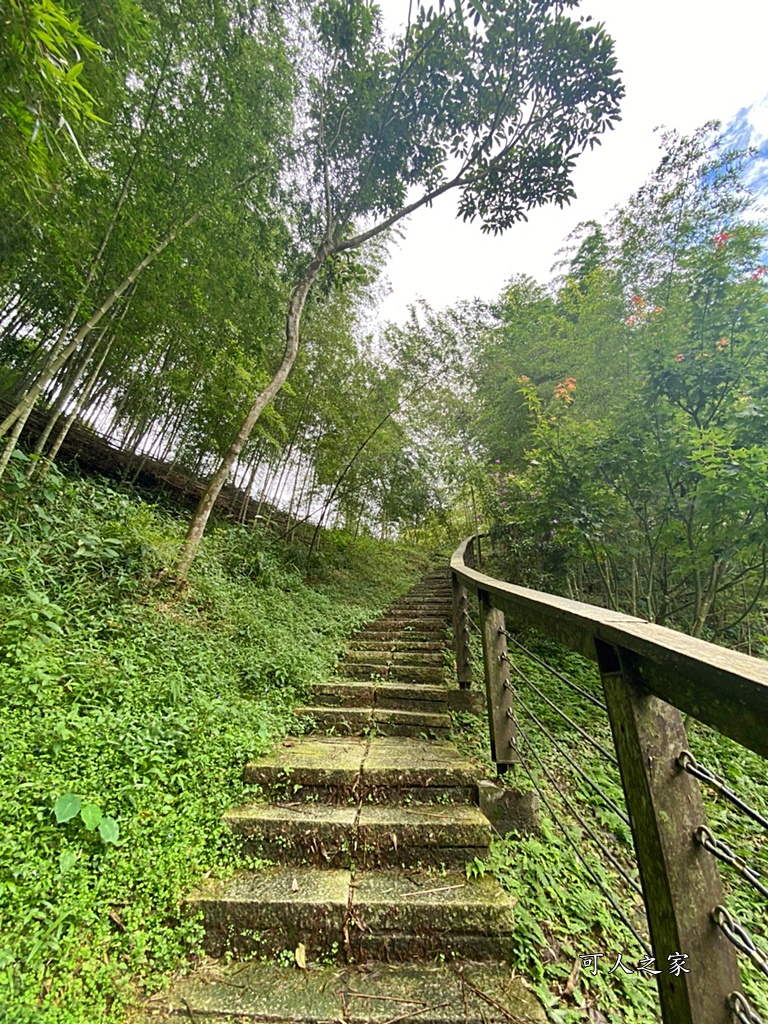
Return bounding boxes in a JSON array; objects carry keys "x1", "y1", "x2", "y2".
[{"x1": 1, "y1": 0, "x2": 624, "y2": 576}]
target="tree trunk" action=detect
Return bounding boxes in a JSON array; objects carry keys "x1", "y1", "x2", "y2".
[
  {"x1": 173, "y1": 238, "x2": 333, "y2": 582},
  {"x1": 0, "y1": 208, "x2": 205, "y2": 478},
  {"x1": 44, "y1": 333, "x2": 117, "y2": 465},
  {"x1": 29, "y1": 321, "x2": 110, "y2": 471}
]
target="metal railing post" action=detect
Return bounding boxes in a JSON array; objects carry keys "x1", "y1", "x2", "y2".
[{"x1": 595, "y1": 639, "x2": 742, "y2": 1024}]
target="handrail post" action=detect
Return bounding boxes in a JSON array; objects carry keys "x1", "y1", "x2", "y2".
[
  {"x1": 452, "y1": 570, "x2": 473, "y2": 689},
  {"x1": 595, "y1": 640, "x2": 742, "y2": 1024},
  {"x1": 478, "y1": 589, "x2": 517, "y2": 772}
]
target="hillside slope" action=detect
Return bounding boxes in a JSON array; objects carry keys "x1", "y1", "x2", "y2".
[{"x1": 0, "y1": 458, "x2": 427, "y2": 1023}]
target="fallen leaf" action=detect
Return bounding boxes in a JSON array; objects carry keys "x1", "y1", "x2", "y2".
[
  {"x1": 291, "y1": 877, "x2": 299, "y2": 892},
  {"x1": 390, "y1": 832, "x2": 398, "y2": 852},
  {"x1": 295, "y1": 942, "x2": 307, "y2": 970}
]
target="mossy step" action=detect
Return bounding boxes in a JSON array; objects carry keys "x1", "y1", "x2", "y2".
[
  {"x1": 223, "y1": 801, "x2": 491, "y2": 868},
  {"x1": 365, "y1": 618, "x2": 450, "y2": 630},
  {"x1": 355, "y1": 629, "x2": 448, "y2": 644},
  {"x1": 388, "y1": 599, "x2": 452, "y2": 608},
  {"x1": 148, "y1": 960, "x2": 546, "y2": 1022},
  {"x1": 339, "y1": 664, "x2": 445, "y2": 685},
  {"x1": 380, "y1": 611, "x2": 451, "y2": 620},
  {"x1": 188, "y1": 868, "x2": 516, "y2": 961},
  {"x1": 312, "y1": 680, "x2": 448, "y2": 713},
  {"x1": 343, "y1": 649, "x2": 445, "y2": 665},
  {"x1": 349, "y1": 639, "x2": 446, "y2": 653},
  {"x1": 243, "y1": 736, "x2": 477, "y2": 804},
  {"x1": 294, "y1": 705, "x2": 451, "y2": 738}
]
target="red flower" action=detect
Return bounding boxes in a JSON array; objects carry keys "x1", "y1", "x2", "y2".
[
  {"x1": 717, "y1": 337, "x2": 729, "y2": 348},
  {"x1": 674, "y1": 353, "x2": 684, "y2": 362},
  {"x1": 713, "y1": 231, "x2": 732, "y2": 250}
]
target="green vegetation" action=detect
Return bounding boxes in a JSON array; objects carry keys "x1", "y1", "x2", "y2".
[
  {"x1": 2, "y1": 2, "x2": 767, "y2": 1022},
  {"x1": 0, "y1": 0, "x2": 623, "y2": 580},
  {"x1": 463, "y1": 126, "x2": 768, "y2": 645},
  {"x1": 0, "y1": 454, "x2": 424, "y2": 1022}
]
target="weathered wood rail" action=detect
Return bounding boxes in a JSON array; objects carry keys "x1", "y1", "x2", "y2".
[{"x1": 451, "y1": 534, "x2": 768, "y2": 1024}]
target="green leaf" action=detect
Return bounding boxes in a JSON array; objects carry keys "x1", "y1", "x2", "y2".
[
  {"x1": 59, "y1": 849, "x2": 77, "y2": 873},
  {"x1": 98, "y1": 817, "x2": 119, "y2": 844},
  {"x1": 54, "y1": 794, "x2": 81, "y2": 823},
  {"x1": 80, "y1": 803, "x2": 102, "y2": 830}
]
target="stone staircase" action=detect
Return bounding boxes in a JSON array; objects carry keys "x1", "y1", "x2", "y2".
[
  {"x1": 294, "y1": 570, "x2": 454, "y2": 738},
  {"x1": 143, "y1": 570, "x2": 544, "y2": 1023}
]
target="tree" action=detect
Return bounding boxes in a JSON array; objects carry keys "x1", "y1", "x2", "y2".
[
  {"x1": 172, "y1": 0, "x2": 624, "y2": 580},
  {"x1": 477, "y1": 126, "x2": 768, "y2": 641}
]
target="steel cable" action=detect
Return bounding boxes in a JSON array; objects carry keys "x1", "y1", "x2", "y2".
[
  {"x1": 516, "y1": 722, "x2": 651, "y2": 955},
  {"x1": 516, "y1": 707, "x2": 642, "y2": 898},
  {"x1": 696, "y1": 827, "x2": 768, "y2": 901},
  {"x1": 679, "y1": 751, "x2": 768, "y2": 831},
  {"x1": 517, "y1": 694, "x2": 630, "y2": 826},
  {"x1": 505, "y1": 633, "x2": 608, "y2": 712},
  {"x1": 510, "y1": 661, "x2": 619, "y2": 767},
  {"x1": 730, "y1": 991, "x2": 766, "y2": 1024},
  {"x1": 713, "y1": 906, "x2": 768, "y2": 981}
]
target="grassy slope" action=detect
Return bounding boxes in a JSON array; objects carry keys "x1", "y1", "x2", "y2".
[{"x1": 0, "y1": 455, "x2": 426, "y2": 1023}]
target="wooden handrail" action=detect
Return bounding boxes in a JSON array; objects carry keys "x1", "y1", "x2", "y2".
[
  {"x1": 452, "y1": 536, "x2": 768, "y2": 759},
  {"x1": 449, "y1": 534, "x2": 765, "y2": 1024}
]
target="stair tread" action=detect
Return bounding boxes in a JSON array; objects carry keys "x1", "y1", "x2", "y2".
[
  {"x1": 190, "y1": 867, "x2": 515, "y2": 927},
  {"x1": 153, "y1": 961, "x2": 546, "y2": 1022},
  {"x1": 244, "y1": 736, "x2": 478, "y2": 792},
  {"x1": 225, "y1": 801, "x2": 488, "y2": 829},
  {"x1": 314, "y1": 680, "x2": 448, "y2": 697},
  {"x1": 296, "y1": 706, "x2": 451, "y2": 725}
]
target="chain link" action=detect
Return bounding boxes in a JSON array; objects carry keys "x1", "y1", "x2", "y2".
[
  {"x1": 713, "y1": 906, "x2": 768, "y2": 980},
  {"x1": 679, "y1": 750, "x2": 768, "y2": 831},
  {"x1": 696, "y1": 827, "x2": 768, "y2": 900},
  {"x1": 730, "y1": 991, "x2": 766, "y2": 1024}
]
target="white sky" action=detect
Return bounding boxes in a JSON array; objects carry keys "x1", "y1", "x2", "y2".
[{"x1": 374, "y1": 0, "x2": 768, "y2": 323}]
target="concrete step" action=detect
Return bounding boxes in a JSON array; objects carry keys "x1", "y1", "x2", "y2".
[
  {"x1": 383, "y1": 610, "x2": 451, "y2": 620},
  {"x1": 188, "y1": 868, "x2": 517, "y2": 962},
  {"x1": 338, "y1": 662, "x2": 445, "y2": 684},
  {"x1": 224, "y1": 801, "x2": 491, "y2": 868},
  {"x1": 312, "y1": 680, "x2": 448, "y2": 713},
  {"x1": 355, "y1": 628, "x2": 448, "y2": 644},
  {"x1": 294, "y1": 705, "x2": 451, "y2": 738},
  {"x1": 343, "y1": 649, "x2": 445, "y2": 666},
  {"x1": 363, "y1": 618, "x2": 450, "y2": 632},
  {"x1": 388, "y1": 598, "x2": 452, "y2": 608},
  {"x1": 149, "y1": 961, "x2": 546, "y2": 1022},
  {"x1": 349, "y1": 639, "x2": 446, "y2": 653},
  {"x1": 244, "y1": 736, "x2": 477, "y2": 804}
]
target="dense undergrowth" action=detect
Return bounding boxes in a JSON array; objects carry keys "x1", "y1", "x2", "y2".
[
  {"x1": 0, "y1": 452, "x2": 426, "y2": 1023},
  {"x1": 455, "y1": 635, "x2": 768, "y2": 1024}
]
